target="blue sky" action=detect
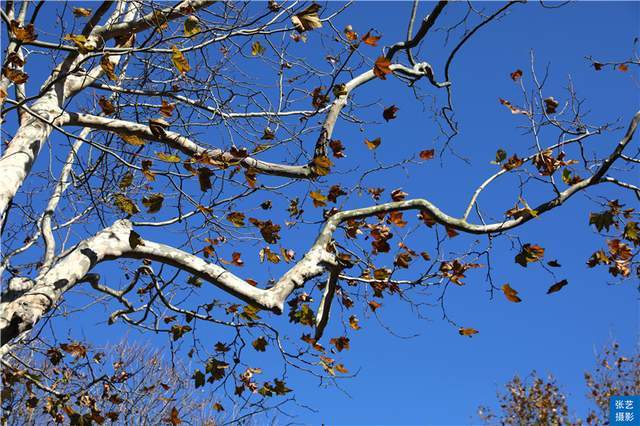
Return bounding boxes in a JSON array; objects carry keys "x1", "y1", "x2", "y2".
[{"x1": 5, "y1": 1, "x2": 639, "y2": 425}]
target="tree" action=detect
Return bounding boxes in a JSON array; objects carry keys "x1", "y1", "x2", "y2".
[
  {"x1": 0, "y1": 1, "x2": 637, "y2": 423},
  {"x1": 478, "y1": 342, "x2": 639, "y2": 425}
]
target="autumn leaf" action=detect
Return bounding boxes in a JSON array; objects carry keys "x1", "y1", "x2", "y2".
[
  {"x1": 184, "y1": 15, "x2": 201, "y2": 36},
  {"x1": 593, "y1": 62, "x2": 603, "y2": 71},
  {"x1": 114, "y1": 194, "x2": 139, "y2": 215},
  {"x1": 64, "y1": 34, "x2": 94, "y2": 53},
  {"x1": 361, "y1": 30, "x2": 381, "y2": 46},
  {"x1": 368, "y1": 300, "x2": 381, "y2": 311},
  {"x1": 60, "y1": 342, "x2": 87, "y2": 358},
  {"x1": 98, "y1": 96, "x2": 115, "y2": 115},
  {"x1": 227, "y1": 211, "x2": 245, "y2": 227},
  {"x1": 329, "y1": 336, "x2": 350, "y2": 352},
  {"x1": 349, "y1": 315, "x2": 361, "y2": 330},
  {"x1": 249, "y1": 218, "x2": 281, "y2": 244},
  {"x1": 547, "y1": 279, "x2": 568, "y2": 294},
  {"x1": 171, "y1": 46, "x2": 190, "y2": 74},
  {"x1": 141, "y1": 160, "x2": 155, "y2": 182},
  {"x1": 2, "y1": 68, "x2": 28, "y2": 84},
  {"x1": 617, "y1": 63, "x2": 629, "y2": 72},
  {"x1": 419, "y1": 149, "x2": 435, "y2": 160},
  {"x1": 10, "y1": 20, "x2": 37, "y2": 42},
  {"x1": 73, "y1": 7, "x2": 92, "y2": 17},
  {"x1": 510, "y1": 69, "x2": 523, "y2": 81},
  {"x1": 142, "y1": 193, "x2": 164, "y2": 214},
  {"x1": 544, "y1": 96, "x2": 559, "y2": 114},
  {"x1": 198, "y1": 167, "x2": 213, "y2": 192},
  {"x1": 221, "y1": 252, "x2": 244, "y2": 267},
  {"x1": 491, "y1": 149, "x2": 507, "y2": 164},
  {"x1": 100, "y1": 56, "x2": 117, "y2": 81},
  {"x1": 502, "y1": 154, "x2": 524, "y2": 171},
  {"x1": 310, "y1": 191, "x2": 327, "y2": 207},
  {"x1": 171, "y1": 325, "x2": 192, "y2": 341},
  {"x1": 213, "y1": 402, "x2": 224, "y2": 412},
  {"x1": 335, "y1": 363, "x2": 349, "y2": 374},
  {"x1": 251, "y1": 41, "x2": 265, "y2": 56},
  {"x1": 118, "y1": 171, "x2": 133, "y2": 190},
  {"x1": 373, "y1": 56, "x2": 392, "y2": 79},
  {"x1": 501, "y1": 283, "x2": 522, "y2": 303},
  {"x1": 547, "y1": 260, "x2": 561, "y2": 267},
  {"x1": 156, "y1": 152, "x2": 181, "y2": 162},
  {"x1": 159, "y1": 100, "x2": 175, "y2": 117},
  {"x1": 119, "y1": 133, "x2": 145, "y2": 146},
  {"x1": 165, "y1": 407, "x2": 182, "y2": 426},
  {"x1": 383, "y1": 105, "x2": 399, "y2": 122},
  {"x1": 364, "y1": 137, "x2": 381, "y2": 150},
  {"x1": 311, "y1": 155, "x2": 333, "y2": 176},
  {"x1": 515, "y1": 243, "x2": 545, "y2": 267},
  {"x1": 291, "y1": 3, "x2": 322, "y2": 33},
  {"x1": 344, "y1": 25, "x2": 357, "y2": 41},
  {"x1": 459, "y1": 327, "x2": 479, "y2": 337},
  {"x1": 252, "y1": 336, "x2": 268, "y2": 352}
]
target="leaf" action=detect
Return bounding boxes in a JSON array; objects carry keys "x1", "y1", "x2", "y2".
[
  {"x1": 227, "y1": 212, "x2": 246, "y2": 227},
  {"x1": 251, "y1": 41, "x2": 265, "y2": 56},
  {"x1": 249, "y1": 218, "x2": 281, "y2": 244},
  {"x1": 193, "y1": 370, "x2": 205, "y2": 388},
  {"x1": 458, "y1": 327, "x2": 479, "y2": 337},
  {"x1": 373, "y1": 56, "x2": 392, "y2": 80},
  {"x1": 118, "y1": 171, "x2": 133, "y2": 190},
  {"x1": 492, "y1": 149, "x2": 507, "y2": 164},
  {"x1": 100, "y1": 56, "x2": 117, "y2": 81},
  {"x1": 60, "y1": 342, "x2": 87, "y2": 358},
  {"x1": 259, "y1": 246, "x2": 280, "y2": 264},
  {"x1": 198, "y1": 167, "x2": 213, "y2": 192},
  {"x1": 343, "y1": 25, "x2": 357, "y2": 41},
  {"x1": 547, "y1": 279, "x2": 568, "y2": 294},
  {"x1": 142, "y1": 193, "x2": 164, "y2": 214},
  {"x1": 419, "y1": 149, "x2": 435, "y2": 160},
  {"x1": 502, "y1": 154, "x2": 524, "y2": 171},
  {"x1": 501, "y1": 284, "x2": 522, "y2": 303},
  {"x1": 349, "y1": 315, "x2": 361, "y2": 330},
  {"x1": 221, "y1": 252, "x2": 244, "y2": 267},
  {"x1": 171, "y1": 325, "x2": 192, "y2": 341},
  {"x1": 361, "y1": 31, "x2": 381, "y2": 46},
  {"x1": 618, "y1": 63, "x2": 629, "y2": 72},
  {"x1": 510, "y1": 69, "x2": 523, "y2": 81},
  {"x1": 213, "y1": 402, "x2": 224, "y2": 412},
  {"x1": 291, "y1": 3, "x2": 322, "y2": 33},
  {"x1": 515, "y1": 243, "x2": 545, "y2": 267},
  {"x1": 159, "y1": 100, "x2": 175, "y2": 117},
  {"x1": 368, "y1": 300, "x2": 381, "y2": 312},
  {"x1": 311, "y1": 155, "x2": 333, "y2": 176},
  {"x1": 2, "y1": 68, "x2": 28, "y2": 84},
  {"x1": 241, "y1": 305, "x2": 261, "y2": 321},
  {"x1": 589, "y1": 211, "x2": 614, "y2": 232},
  {"x1": 544, "y1": 96, "x2": 559, "y2": 114},
  {"x1": 114, "y1": 194, "x2": 139, "y2": 215},
  {"x1": 499, "y1": 98, "x2": 529, "y2": 116},
  {"x1": 141, "y1": 160, "x2": 155, "y2": 182},
  {"x1": 547, "y1": 260, "x2": 561, "y2": 267},
  {"x1": 73, "y1": 7, "x2": 92, "y2": 17},
  {"x1": 156, "y1": 152, "x2": 181, "y2": 163},
  {"x1": 593, "y1": 62, "x2": 603, "y2": 71},
  {"x1": 310, "y1": 191, "x2": 327, "y2": 207},
  {"x1": 327, "y1": 185, "x2": 347, "y2": 203},
  {"x1": 171, "y1": 46, "x2": 190, "y2": 74},
  {"x1": 129, "y1": 230, "x2": 144, "y2": 249},
  {"x1": 383, "y1": 105, "x2": 399, "y2": 122},
  {"x1": 119, "y1": 133, "x2": 145, "y2": 146},
  {"x1": 184, "y1": 15, "x2": 201, "y2": 36},
  {"x1": 329, "y1": 139, "x2": 346, "y2": 158},
  {"x1": 252, "y1": 337, "x2": 268, "y2": 352},
  {"x1": 64, "y1": 34, "x2": 94, "y2": 53},
  {"x1": 329, "y1": 336, "x2": 350, "y2": 352},
  {"x1": 98, "y1": 96, "x2": 115, "y2": 115},
  {"x1": 10, "y1": 21, "x2": 36, "y2": 42},
  {"x1": 166, "y1": 407, "x2": 181, "y2": 426},
  {"x1": 364, "y1": 137, "x2": 381, "y2": 150}
]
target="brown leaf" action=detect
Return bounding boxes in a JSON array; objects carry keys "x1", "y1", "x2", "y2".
[
  {"x1": 501, "y1": 283, "x2": 522, "y2": 303},
  {"x1": 515, "y1": 244, "x2": 545, "y2": 267},
  {"x1": 2, "y1": 68, "x2": 28, "y2": 84},
  {"x1": 544, "y1": 96, "x2": 559, "y2": 114},
  {"x1": 311, "y1": 155, "x2": 332, "y2": 176},
  {"x1": 510, "y1": 69, "x2": 523, "y2": 81},
  {"x1": 361, "y1": 31, "x2": 381, "y2": 46},
  {"x1": 547, "y1": 279, "x2": 568, "y2": 294},
  {"x1": 160, "y1": 100, "x2": 175, "y2": 117},
  {"x1": 73, "y1": 7, "x2": 92, "y2": 17},
  {"x1": 198, "y1": 167, "x2": 213, "y2": 192},
  {"x1": 329, "y1": 139, "x2": 346, "y2": 158},
  {"x1": 383, "y1": 105, "x2": 399, "y2": 121},
  {"x1": 499, "y1": 98, "x2": 529, "y2": 116},
  {"x1": 98, "y1": 96, "x2": 115, "y2": 115},
  {"x1": 329, "y1": 336, "x2": 350, "y2": 352},
  {"x1": 618, "y1": 63, "x2": 629, "y2": 72},
  {"x1": 165, "y1": 407, "x2": 182, "y2": 426},
  {"x1": 419, "y1": 149, "x2": 435, "y2": 160},
  {"x1": 119, "y1": 133, "x2": 145, "y2": 146},
  {"x1": 100, "y1": 56, "x2": 117, "y2": 81},
  {"x1": 10, "y1": 21, "x2": 37, "y2": 42},
  {"x1": 368, "y1": 300, "x2": 381, "y2": 311},
  {"x1": 252, "y1": 336, "x2": 268, "y2": 352},
  {"x1": 373, "y1": 56, "x2": 392, "y2": 80},
  {"x1": 310, "y1": 191, "x2": 327, "y2": 207},
  {"x1": 459, "y1": 327, "x2": 479, "y2": 337},
  {"x1": 364, "y1": 137, "x2": 381, "y2": 150}
]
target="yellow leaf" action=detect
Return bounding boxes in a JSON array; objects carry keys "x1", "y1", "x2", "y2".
[
  {"x1": 309, "y1": 191, "x2": 327, "y2": 207},
  {"x1": 251, "y1": 41, "x2": 265, "y2": 56},
  {"x1": 501, "y1": 283, "x2": 522, "y2": 303},
  {"x1": 73, "y1": 7, "x2": 92, "y2": 17},
  {"x1": 171, "y1": 46, "x2": 190, "y2": 74},
  {"x1": 119, "y1": 133, "x2": 145, "y2": 146},
  {"x1": 114, "y1": 194, "x2": 139, "y2": 215},
  {"x1": 10, "y1": 21, "x2": 36, "y2": 42},
  {"x1": 291, "y1": 3, "x2": 322, "y2": 33},
  {"x1": 364, "y1": 137, "x2": 381, "y2": 150},
  {"x1": 183, "y1": 15, "x2": 201, "y2": 37},
  {"x1": 156, "y1": 152, "x2": 181, "y2": 162},
  {"x1": 100, "y1": 56, "x2": 117, "y2": 81},
  {"x1": 311, "y1": 155, "x2": 332, "y2": 176}
]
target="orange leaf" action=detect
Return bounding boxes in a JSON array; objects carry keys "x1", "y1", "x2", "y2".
[
  {"x1": 419, "y1": 149, "x2": 435, "y2": 160},
  {"x1": 510, "y1": 69, "x2": 523, "y2": 81},
  {"x1": 459, "y1": 327, "x2": 479, "y2": 337},
  {"x1": 373, "y1": 56, "x2": 392, "y2": 80},
  {"x1": 364, "y1": 137, "x2": 381, "y2": 150},
  {"x1": 501, "y1": 283, "x2": 522, "y2": 303},
  {"x1": 361, "y1": 31, "x2": 381, "y2": 46}
]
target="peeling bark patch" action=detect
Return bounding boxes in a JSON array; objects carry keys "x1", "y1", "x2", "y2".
[
  {"x1": 80, "y1": 248, "x2": 98, "y2": 268},
  {"x1": 53, "y1": 279, "x2": 69, "y2": 290},
  {"x1": 1, "y1": 313, "x2": 26, "y2": 346}
]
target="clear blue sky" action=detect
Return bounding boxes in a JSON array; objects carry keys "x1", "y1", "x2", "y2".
[{"x1": 10, "y1": 2, "x2": 638, "y2": 425}]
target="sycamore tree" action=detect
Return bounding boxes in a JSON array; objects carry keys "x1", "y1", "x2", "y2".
[{"x1": 0, "y1": 0, "x2": 638, "y2": 423}]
